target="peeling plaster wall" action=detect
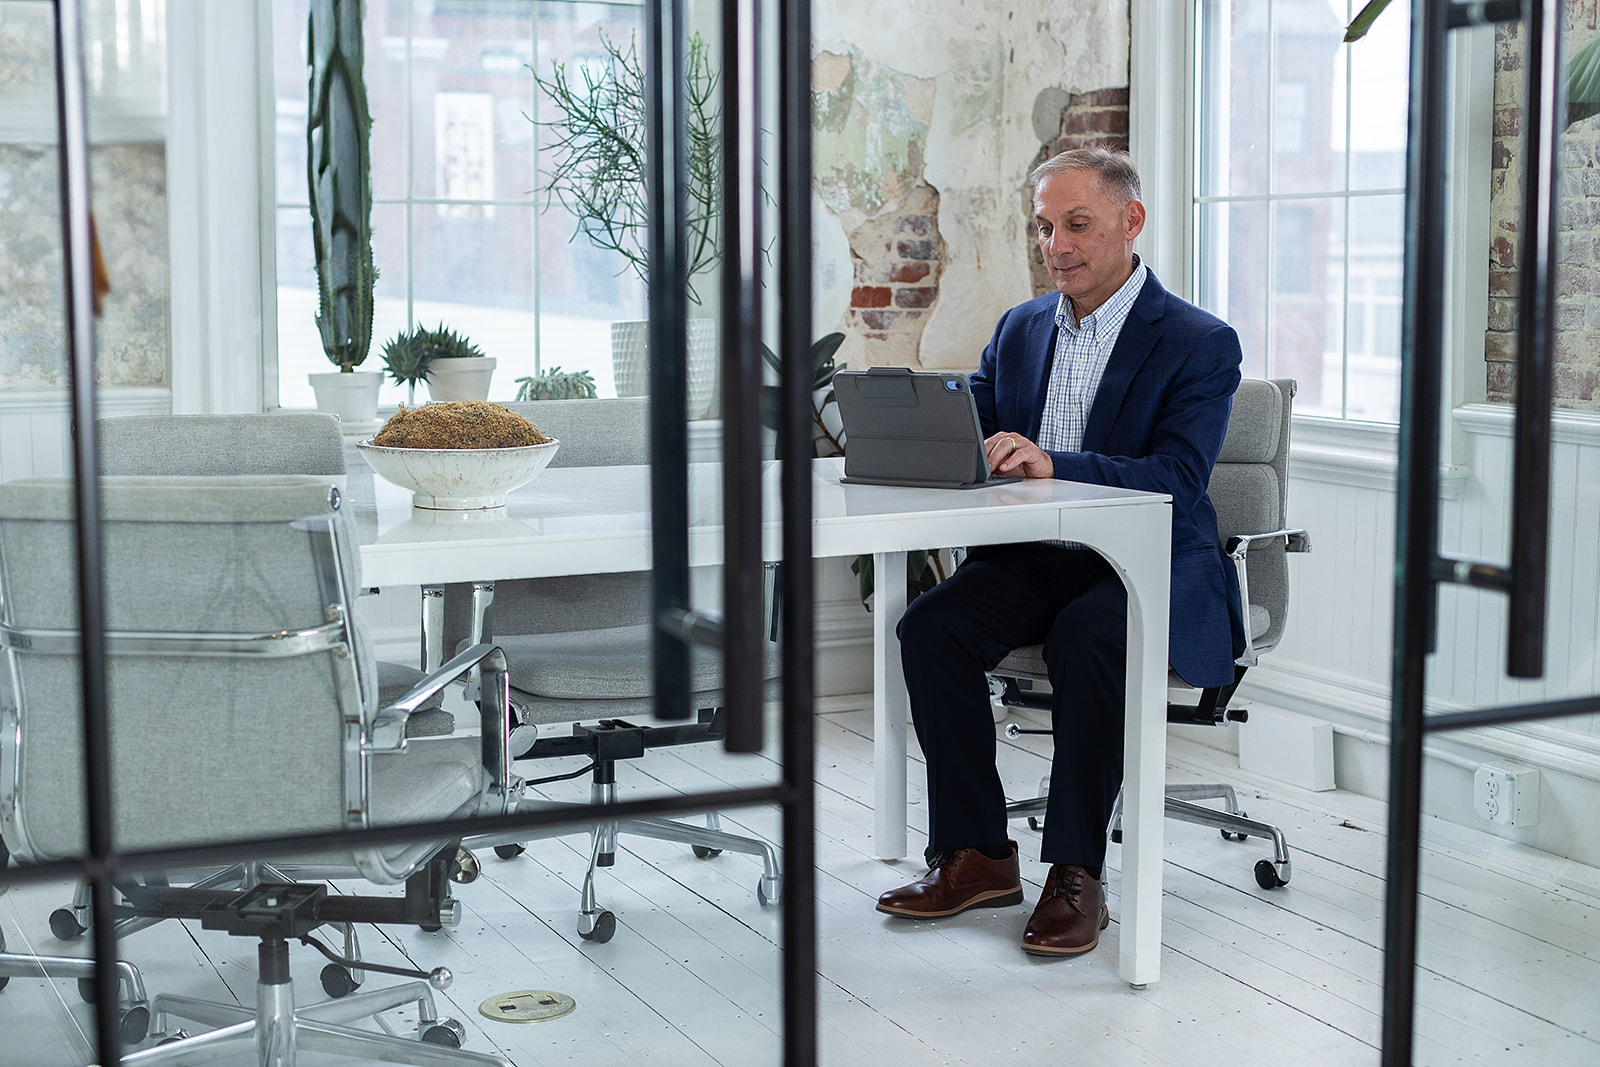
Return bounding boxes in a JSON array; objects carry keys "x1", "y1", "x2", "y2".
[{"x1": 813, "y1": 0, "x2": 1128, "y2": 371}]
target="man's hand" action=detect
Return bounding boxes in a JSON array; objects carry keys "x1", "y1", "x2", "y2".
[{"x1": 985, "y1": 431, "x2": 1054, "y2": 479}]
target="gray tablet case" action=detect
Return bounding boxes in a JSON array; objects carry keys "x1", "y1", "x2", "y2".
[{"x1": 834, "y1": 367, "x2": 1023, "y2": 489}]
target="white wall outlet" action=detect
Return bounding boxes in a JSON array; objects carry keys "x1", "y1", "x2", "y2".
[{"x1": 1473, "y1": 763, "x2": 1541, "y2": 826}]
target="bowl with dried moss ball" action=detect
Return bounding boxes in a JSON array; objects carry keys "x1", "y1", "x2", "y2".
[{"x1": 357, "y1": 401, "x2": 560, "y2": 509}]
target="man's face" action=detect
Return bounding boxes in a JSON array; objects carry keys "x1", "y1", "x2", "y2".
[{"x1": 1033, "y1": 169, "x2": 1146, "y2": 317}]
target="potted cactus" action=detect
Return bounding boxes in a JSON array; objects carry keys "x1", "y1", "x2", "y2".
[{"x1": 305, "y1": 0, "x2": 382, "y2": 428}]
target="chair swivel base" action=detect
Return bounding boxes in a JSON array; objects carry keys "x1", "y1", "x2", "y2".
[
  {"x1": 1006, "y1": 781, "x2": 1293, "y2": 890},
  {"x1": 127, "y1": 937, "x2": 506, "y2": 1067}
]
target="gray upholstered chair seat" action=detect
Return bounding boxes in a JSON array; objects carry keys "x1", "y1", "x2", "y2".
[
  {"x1": 376, "y1": 660, "x2": 453, "y2": 737},
  {"x1": 496, "y1": 624, "x2": 780, "y2": 703},
  {"x1": 994, "y1": 604, "x2": 1271, "y2": 684}
]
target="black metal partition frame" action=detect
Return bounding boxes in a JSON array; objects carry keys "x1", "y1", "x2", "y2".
[
  {"x1": 1385, "y1": 0, "x2": 1600, "y2": 1064},
  {"x1": 26, "y1": 0, "x2": 819, "y2": 1063}
]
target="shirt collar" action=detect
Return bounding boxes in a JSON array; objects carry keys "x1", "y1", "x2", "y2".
[{"x1": 1055, "y1": 253, "x2": 1145, "y2": 334}]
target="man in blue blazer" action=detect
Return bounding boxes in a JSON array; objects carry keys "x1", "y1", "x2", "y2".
[{"x1": 877, "y1": 148, "x2": 1245, "y2": 957}]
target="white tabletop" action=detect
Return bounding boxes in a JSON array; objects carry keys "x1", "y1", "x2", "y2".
[{"x1": 346, "y1": 453, "x2": 1167, "y2": 587}]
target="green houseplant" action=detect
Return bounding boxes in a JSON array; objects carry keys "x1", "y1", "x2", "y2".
[
  {"x1": 514, "y1": 366, "x2": 599, "y2": 401},
  {"x1": 531, "y1": 31, "x2": 722, "y2": 414},
  {"x1": 305, "y1": 0, "x2": 381, "y2": 426},
  {"x1": 380, "y1": 323, "x2": 493, "y2": 403}
]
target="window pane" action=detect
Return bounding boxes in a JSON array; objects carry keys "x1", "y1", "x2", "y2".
[
  {"x1": 1270, "y1": 197, "x2": 1345, "y2": 417},
  {"x1": 1270, "y1": 0, "x2": 1347, "y2": 196},
  {"x1": 277, "y1": 202, "x2": 408, "y2": 409},
  {"x1": 1198, "y1": 0, "x2": 1272, "y2": 198},
  {"x1": 410, "y1": 203, "x2": 536, "y2": 401},
  {"x1": 365, "y1": 0, "x2": 409, "y2": 202},
  {"x1": 1198, "y1": 200, "x2": 1270, "y2": 380},
  {"x1": 272, "y1": 0, "x2": 311, "y2": 205},
  {"x1": 407, "y1": 3, "x2": 534, "y2": 204},
  {"x1": 1344, "y1": 194, "x2": 1404, "y2": 421},
  {"x1": 1346, "y1": 0, "x2": 1410, "y2": 191}
]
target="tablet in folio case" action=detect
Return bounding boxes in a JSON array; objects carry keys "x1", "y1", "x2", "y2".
[{"x1": 834, "y1": 367, "x2": 1023, "y2": 490}]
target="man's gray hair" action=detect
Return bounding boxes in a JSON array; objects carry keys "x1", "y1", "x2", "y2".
[{"x1": 1028, "y1": 147, "x2": 1142, "y2": 206}]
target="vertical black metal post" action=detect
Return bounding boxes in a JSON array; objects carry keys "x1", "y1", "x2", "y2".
[
  {"x1": 1381, "y1": 0, "x2": 1448, "y2": 1060},
  {"x1": 50, "y1": 0, "x2": 121, "y2": 1062},
  {"x1": 647, "y1": 0, "x2": 693, "y2": 721},
  {"x1": 720, "y1": 0, "x2": 765, "y2": 752},
  {"x1": 1506, "y1": 0, "x2": 1561, "y2": 678},
  {"x1": 778, "y1": 0, "x2": 817, "y2": 1055}
]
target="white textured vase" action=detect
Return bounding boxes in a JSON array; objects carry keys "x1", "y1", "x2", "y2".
[
  {"x1": 610, "y1": 319, "x2": 717, "y2": 418},
  {"x1": 308, "y1": 370, "x2": 383, "y2": 433},
  {"x1": 425, "y1": 356, "x2": 497, "y2": 402}
]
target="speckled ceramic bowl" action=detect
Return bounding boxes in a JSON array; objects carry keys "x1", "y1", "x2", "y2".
[{"x1": 356, "y1": 439, "x2": 560, "y2": 509}]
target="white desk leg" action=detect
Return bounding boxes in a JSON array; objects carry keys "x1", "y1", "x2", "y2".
[
  {"x1": 873, "y1": 550, "x2": 909, "y2": 860},
  {"x1": 1116, "y1": 524, "x2": 1171, "y2": 988}
]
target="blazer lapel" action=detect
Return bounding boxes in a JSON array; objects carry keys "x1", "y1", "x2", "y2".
[
  {"x1": 1081, "y1": 274, "x2": 1165, "y2": 454},
  {"x1": 1019, "y1": 302, "x2": 1059, "y2": 441}
]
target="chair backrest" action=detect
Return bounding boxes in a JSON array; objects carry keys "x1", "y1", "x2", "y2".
[
  {"x1": 1208, "y1": 378, "x2": 1295, "y2": 656},
  {"x1": 502, "y1": 397, "x2": 650, "y2": 468},
  {"x1": 445, "y1": 398, "x2": 653, "y2": 647},
  {"x1": 0, "y1": 475, "x2": 372, "y2": 861},
  {"x1": 98, "y1": 412, "x2": 348, "y2": 477}
]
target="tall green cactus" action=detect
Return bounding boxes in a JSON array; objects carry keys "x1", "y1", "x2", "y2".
[{"x1": 307, "y1": 0, "x2": 375, "y2": 370}]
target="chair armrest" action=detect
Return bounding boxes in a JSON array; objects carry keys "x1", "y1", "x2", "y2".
[
  {"x1": 1224, "y1": 527, "x2": 1309, "y2": 668},
  {"x1": 1225, "y1": 526, "x2": 1311, "y2": 559},
  {"x1": 370, "y1": 642, "x2": 515, "y2": 814}
]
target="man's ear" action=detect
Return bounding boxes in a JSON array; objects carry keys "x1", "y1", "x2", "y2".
[{"x1": 1124, "y1": 199, "x2": 1147, "y2": 242}]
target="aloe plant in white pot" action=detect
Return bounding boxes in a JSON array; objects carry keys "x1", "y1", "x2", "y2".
[{"x1": 531, "y1": 31, "x2": 721, "y2": 416}]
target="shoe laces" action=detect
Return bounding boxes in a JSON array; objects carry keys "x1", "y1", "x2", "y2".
[
  {"x1": 925, "y1": 850, "x2": 959, "y2": 872},
  {"x1": 1044, "y1": 864, "x2": 1089, "y2": 904}
]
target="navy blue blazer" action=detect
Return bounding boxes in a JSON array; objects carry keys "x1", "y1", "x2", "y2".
[{"x1": 968, "y1": 270, "x2": 1246, "y2": 688}]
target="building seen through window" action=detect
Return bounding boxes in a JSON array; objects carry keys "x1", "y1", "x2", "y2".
[
  {"x1": 272, "y1": 0, "x2": 646, "y2": 409},
  {"x1": 1195, "y1": 0, "x2": 1408, "y2": 422}
]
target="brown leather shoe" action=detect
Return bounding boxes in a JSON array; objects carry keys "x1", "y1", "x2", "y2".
[
  {"x1": 1021, "y1": 863, "x2": 1110, "y2": 956},
  {"x1": 876, "y1": 843, "x2": 1024, "y2": 918}
]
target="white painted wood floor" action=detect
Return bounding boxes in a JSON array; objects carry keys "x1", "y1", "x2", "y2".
[{"x1": 2, "y1": 694, "x2": 1596, "y2": 1066}]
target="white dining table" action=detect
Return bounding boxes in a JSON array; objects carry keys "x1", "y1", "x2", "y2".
[{"x1": 346, "y1": 453, "x2": 1173, "y2": 987}]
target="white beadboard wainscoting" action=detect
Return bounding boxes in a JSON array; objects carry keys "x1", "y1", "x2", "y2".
[
  {"x1": 0, "y1": 389, "x2": 172, "y2": 481},
  {"x1": 1241, "y1": 405, "x2": 1600, "y2": 867}
]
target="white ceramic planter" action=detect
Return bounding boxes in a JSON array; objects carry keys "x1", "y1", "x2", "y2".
[
  {"x1": 308, "y1": 370, "x2": 383, "y2": 433},
  {"x1": 425, "y1": 356, "x2": 497, "y2": 402},
  {"x1": 611, "y1": 319, "x2": 717, "y2": 418}
]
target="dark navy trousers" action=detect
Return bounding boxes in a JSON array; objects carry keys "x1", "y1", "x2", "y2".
[{"x1": 896, "y1": 542, "x2": 1128, "y2": 867}]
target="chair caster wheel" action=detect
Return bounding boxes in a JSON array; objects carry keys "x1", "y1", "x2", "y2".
[
  {"x1": 1027, "y1": 817, "x2": 1042, "y2": 831},
  {"x1": 158, "y1": 1029, "x2": 191, "y2": 1046},
  {"x1": 320, "y1": 963, "x2": 362, "y2": 999},
  {"x1": 1222, "y1": 830, "x2": 1247, "y2": 841},
  {"x1": 757, "y1": 876, "x2": 782, "y2": 906},
  {"x1": 692, "y1": 845, "x2": 722, "y2": 859},
  {"x1": 421, "y1": 1017, "x2": 466, "y2": 1047},
  {"x1": 451, "y1": 847, "x2": 481, "y2": 884},
  {"x1": 120, "y1": 1005, "x2": 151, "y2": 1044},
  {"x1": 579, "y1": 911, "x2": 616, "y2": 943},
  {"x1": 509, "y1": 723, "x2": 538, "y2": 759},
  {"x1": 1109, "y1": 829, "x2": 1122, "y2": 844},
  {"x1": 77, "y1": 977, "x2": 97, "y2": 1003},
  {"x1": 494, "y1": 843, "x2": 525, "y2": 860},
  {"x1": 50, "y1": 908, "x2": 86, "y2": 941},
  {"x1": 1255, "y1": 859, "x2": 1288, "y2": 889},
  {"x1": 0, "y1": 930, "x2": 7, "y2": 991}
]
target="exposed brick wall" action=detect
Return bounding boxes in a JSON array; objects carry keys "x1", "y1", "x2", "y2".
[
  {"x1": 1487, "y1": 15, "x2": 1600, "y2": 408},
  {"x1": 1026, "y1": 88, "x2": 1130, "y2": 297},
  {"x1": 840, "y1": 182, "x2": 947, "y2": 367}
]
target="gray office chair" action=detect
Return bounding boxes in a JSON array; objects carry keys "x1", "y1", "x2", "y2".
[
  {"x1": 991, "y1": 378, "x2": 1310, "y2": 890},
  {"x1": 435, "y1": 398, "x2": 784, "y2": 943},
  {"x1": 30, "y1": 413, "x2": 458, "y2": 957},
  {"x1": 0, "y1": 474, "x2": 516, "y2": 1064}
]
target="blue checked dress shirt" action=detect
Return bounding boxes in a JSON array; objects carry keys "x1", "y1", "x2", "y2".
[{"x1": 1037, "y1": 255, "x2": 1147, "y2": 547}]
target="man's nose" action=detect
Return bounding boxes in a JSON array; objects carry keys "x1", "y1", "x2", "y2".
[{"x1": 1045, "y1": 229, "x2": 1073, "y2": 256}]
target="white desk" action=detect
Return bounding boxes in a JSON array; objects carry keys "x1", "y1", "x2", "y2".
[{"x1": 348, "y1": 454, "x2": 1172, "y2": 986}]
